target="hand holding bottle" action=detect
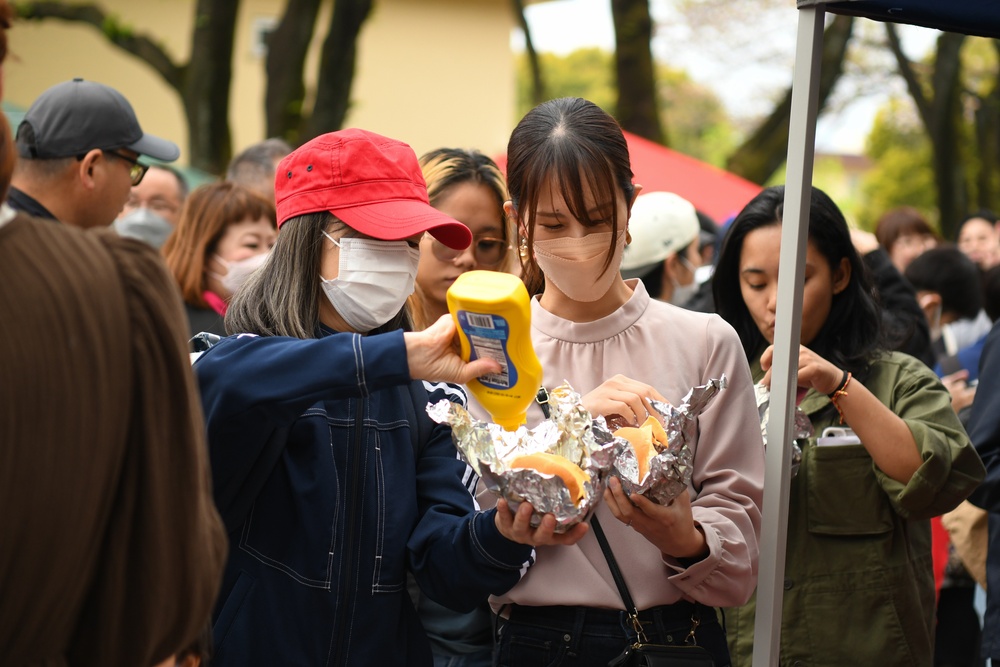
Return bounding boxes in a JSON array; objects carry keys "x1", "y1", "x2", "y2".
[{"x1": 404, "y1": 315, "x2": 502, "y2": 385}]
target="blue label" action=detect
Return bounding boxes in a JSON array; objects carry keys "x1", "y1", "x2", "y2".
[{"x1": 456, "y1": 310, "x2": 518, "y2": 389}]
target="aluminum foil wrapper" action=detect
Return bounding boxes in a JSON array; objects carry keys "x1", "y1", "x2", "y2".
[
  {"x1": 426, "y1": 383, "x2": 623, "y2": 532},
  {"x1": 755, "y1": 383, "x2": 811, "y2": 478},
  {"x1": 612, "y1": 376, "x2": 728, "y2": 505}
]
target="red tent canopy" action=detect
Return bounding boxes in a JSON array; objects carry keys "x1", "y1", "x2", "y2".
[
  {"x1": 495, "y1": 130, "x2": 761, "y2": 223},
  {"x1": 621, "y1": 131, "x2": 762, "y2": 223}
]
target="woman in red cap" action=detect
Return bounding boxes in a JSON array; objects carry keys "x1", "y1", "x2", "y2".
[{"x1": 193, "y1": 128, "x2": 585, "y2": 667}]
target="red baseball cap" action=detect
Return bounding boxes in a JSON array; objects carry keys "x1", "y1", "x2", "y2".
[{"x1": 274, "y1": 129, "x2": 472, "y2": 249}]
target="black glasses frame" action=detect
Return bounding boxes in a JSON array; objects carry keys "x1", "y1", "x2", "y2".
[
  {"x1": 430, "y1": 235, "x2": 510, "y2": 268},
  {"x1": 104, "y1": 150, "x2": 149, "y2": 186}
]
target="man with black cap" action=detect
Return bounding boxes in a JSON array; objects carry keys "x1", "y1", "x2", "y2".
[{"x1": 8, "y1": 77, "x2": 180, "y2": 228}]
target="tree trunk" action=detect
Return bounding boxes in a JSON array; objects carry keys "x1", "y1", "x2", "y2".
[
  {"x1": 512, "y1": 0, "x2": 545, "y2": 107},
  {"x1": 303, "y1": 0, "x2": 373, "y2": 141},
  {"x1": 886, "y1": 27, "x2": 968, "y2": 238},
  {"x1": 610, "y1": 0, "x2": 664, "y2": 144},
  {"x1": 929, "y1": 32, "x2": 967, "y2": 238},
  {"x1": 183, "y1": 0, "x2": 239, "y2": 173},
  {"x1": 726, "y1": 15, "x2": 854, "y2": 185},
  {"x1": 973, "y1": 75, "x2": 999, "y2": 214},
  {"x1": 265, "y1": 0, "x2": 322, "y2": 145}
]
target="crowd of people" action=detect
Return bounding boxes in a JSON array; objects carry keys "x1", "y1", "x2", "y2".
[{"x1": 4, "y1": 4, "x2": 1000, "y2": 665}]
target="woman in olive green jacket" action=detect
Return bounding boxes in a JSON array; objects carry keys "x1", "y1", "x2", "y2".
[{"x1": 712, "y1": 185, "x2": 985, "y2": 667}]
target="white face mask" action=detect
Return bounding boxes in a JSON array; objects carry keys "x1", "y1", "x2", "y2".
[
  {"x1": 213, "y1": 251, "x2": 270, "y2": 295},
  {"x1": 113, "y1": 208, "x2": 174, "y2": 249},
  {"x1": 669, "y1": 278, "x2": 699, "y2": 307},
  {"x1": 918, "y1": 294, "x2": 944, "y2": 342},
  {"x1": 320, "y1": 232, "x2": 420, "y2": 332},
  {"x1": 669, "y1": 254, "x2": 699, "y2": 306}
]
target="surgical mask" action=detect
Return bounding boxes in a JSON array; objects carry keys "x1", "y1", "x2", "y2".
[
  {"x1": 213, "y1": 252, "x2": 270, "y2": 295},
  {"x1": 113, "y1": 208, "x2": 174, "y2": 249},
  {"x1": 694, "y1": 263, "x2": 714, "y2": 285},
  {"x1": 320, "y1": 233, "x2": 420, "y2": 332},
  {"x1": 669, "y1": 254, "x2": 699, "y2": 306},
  {"x1": 670, "y1": 278, "x2": 699, "y2": 307},
  {"x1": 917, "y1": 293, "x2": 943, "y2": 342},
  {"x1": 533, "y1": 231, "x2": 626, "y2": 302}
]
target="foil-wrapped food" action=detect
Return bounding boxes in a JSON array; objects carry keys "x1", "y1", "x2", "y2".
[
  {"x1": 610, "y1": 376, "x2": 727, "y2": 505},
  {"x1": 427, "y1": 383, "x2": 622, "y2": 532},
  {"x1": 754, "y1": 382, "x2": 812, "y2": 478}
]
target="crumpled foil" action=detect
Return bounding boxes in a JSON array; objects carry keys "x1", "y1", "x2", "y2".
[
  {"x1": 427, "y1": 383, "x2": 623, "y2": 532},
  {"x1": 755, "y1": 383, "x2": 811, "y2": 478},
  {"x1": 611, "y1": 376, "x2": 727, "y2": 505}
]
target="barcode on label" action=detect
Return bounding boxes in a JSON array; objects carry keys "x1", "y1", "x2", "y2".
[
  {"x1": 466, "y1": 313, "x2": 494, "y2": 329},
  {"x1": 470, "y1": 335, "x2": 510, "y2": 386}
]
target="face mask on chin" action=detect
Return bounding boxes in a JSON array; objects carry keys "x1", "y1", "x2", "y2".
[
  {"x1": 319, "y1": 233, "x2": 420, "y2": 332},
  {"x1": 533, "y1": 230, "x2": 626, "y2": 302}
]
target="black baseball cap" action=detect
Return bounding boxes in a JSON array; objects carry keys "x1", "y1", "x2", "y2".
[{"x1": 15, "y1": 78, "x2": 180, "y2": 162}]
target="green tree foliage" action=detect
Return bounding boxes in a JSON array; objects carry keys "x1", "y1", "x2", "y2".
[
  {"x1": 855, "y1": 36, "x2": 1000, "y2": 237},
  {"x1": 856, "y1": 99, "x2": 937, "y2": 231},
  {"x1": 657, "y1": 69, "x2": 738, "y2": 166},
  {"x1": 515, "y1": 48, "x2": 736, "y2": 166},
  {"x1": 516, "y1": 48, "x2": 616, "y2": 117}
]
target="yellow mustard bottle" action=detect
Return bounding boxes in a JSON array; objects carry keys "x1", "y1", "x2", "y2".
[{"x1": 447, "y1": 270, "x2": 543, "y2": 431}]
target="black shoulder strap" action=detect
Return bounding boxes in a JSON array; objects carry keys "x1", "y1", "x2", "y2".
[
  {"x1": 536, "y1": 386, "x2": 551, "y2": 419},
  {"x1": 189, "y1": 332, "x2": 289, "y2": 533},
  {"x1": 218, "y1": 426, "x2": 289, "y2": 534},
  {"x1": 591, "y1": 515, "x2": 638, "y2": 614}
]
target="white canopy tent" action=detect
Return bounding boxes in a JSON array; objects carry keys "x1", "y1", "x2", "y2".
[{"x1": 756, "y1": 2, "x2": 1000, "y2": 665}]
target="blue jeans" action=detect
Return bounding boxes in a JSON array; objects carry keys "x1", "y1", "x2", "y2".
[
  {"x1": 494, "y1": 603, "x2": 730, "y2": 667},
  {"x1": 433, "y1": 648, "x2": 494, "y2": 667}
]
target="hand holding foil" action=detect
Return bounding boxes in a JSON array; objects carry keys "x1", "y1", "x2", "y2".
[
  {"x1": 427, "y1": 383, "x2": 622, "y2": 532},
  {"x1": 755, "y1": 382, "x2": 811, "y2": 477},
  {"x1": 609, "y1": 376, "x2": 727, "y2": 505}
]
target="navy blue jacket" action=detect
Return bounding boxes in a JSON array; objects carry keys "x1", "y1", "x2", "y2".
[
  {"x1": 967, "y1": 321, "x2": 1000, "y2": 659},
  {"x1": 195, "y1": 329, "x2": 532, "y2": 666}
]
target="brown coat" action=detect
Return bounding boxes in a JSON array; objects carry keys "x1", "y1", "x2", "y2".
[{"x1": 0, "y1": 212, "x2": 227, "y2": 666}]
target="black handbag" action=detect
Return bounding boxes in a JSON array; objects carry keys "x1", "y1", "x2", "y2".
[{"x1": 591, "y1": 516, "x2": 716, "y2": 667}]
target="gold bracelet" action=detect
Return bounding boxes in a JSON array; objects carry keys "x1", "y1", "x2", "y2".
[{"x1": 828, "y1": 371, "x2": 852, "y2": 424}]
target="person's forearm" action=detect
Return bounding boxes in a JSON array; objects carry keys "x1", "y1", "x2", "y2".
[{"x1": 838, "y1": 380, "x2": 923, "y2": 483}]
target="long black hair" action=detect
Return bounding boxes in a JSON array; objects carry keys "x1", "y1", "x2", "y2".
[{"x1": 713, "y1": 185, "x2": 885, "y2": 378}]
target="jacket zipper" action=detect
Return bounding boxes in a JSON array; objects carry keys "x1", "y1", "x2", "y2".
[{"x1": 331, "y1": 398, "x2": 364, "y2": 666}]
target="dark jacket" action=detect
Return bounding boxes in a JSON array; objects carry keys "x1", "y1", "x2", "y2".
[
  {"x1": 966, "y1": 322, "x2": 1000, "y2": 659},
  {"x1": 6, "y1": 186, "x2": 58, "y2": 221},
  {"x1": 185, "y1": 301, "x2": 226, "y2": 338},
  {"x1": 865, "y1": 248, "x2": 935, "y2": 368},
  {"x1": 195, "y1": 329, "x2": 532, "y2": 666}
]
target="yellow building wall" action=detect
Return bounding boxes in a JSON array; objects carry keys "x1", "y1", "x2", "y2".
[{"x1": 5, "y1": 0, "x2": 515, "y2": 172}]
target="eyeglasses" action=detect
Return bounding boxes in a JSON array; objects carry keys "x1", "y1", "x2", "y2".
[
  {"x1": 430, "y1": 235, "x2": 510, "y2": 268},
  {"x1": 104, "y1": 150, "x2": 149, "y2": 186}
]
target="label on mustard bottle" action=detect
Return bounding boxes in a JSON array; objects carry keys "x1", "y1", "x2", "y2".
[{"x1": 454, "y1": 311, "x2": 517, "y2": 390}]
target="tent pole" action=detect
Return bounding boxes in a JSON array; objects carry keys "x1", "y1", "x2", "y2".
[{"x1": 751, "y1": 5, "x2": 825, "y2": 666}]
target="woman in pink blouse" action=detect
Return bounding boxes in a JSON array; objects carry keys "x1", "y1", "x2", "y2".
[{"x1": 485, "y1": 97, "x2": 765, "y2": 667}]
